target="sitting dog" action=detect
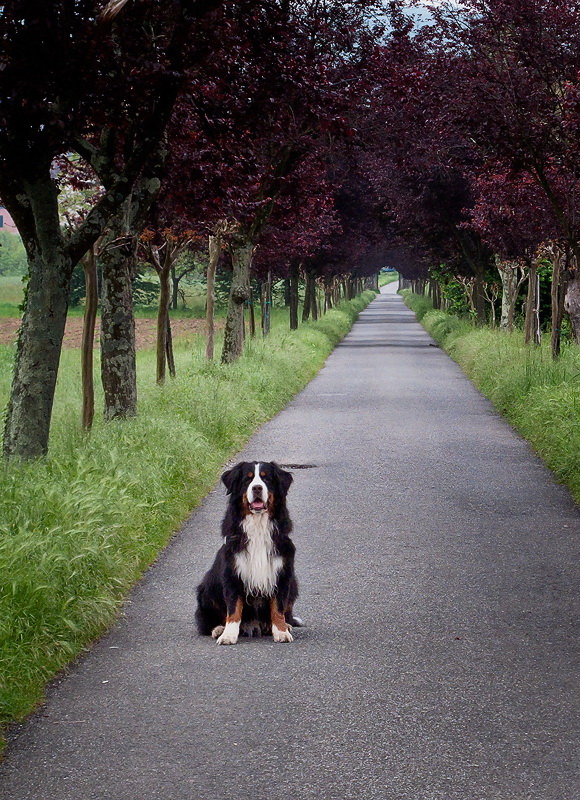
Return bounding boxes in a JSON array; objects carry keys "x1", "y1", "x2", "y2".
[{"x1": 195, "y1": 461, "x2": 301, "y2": 645}]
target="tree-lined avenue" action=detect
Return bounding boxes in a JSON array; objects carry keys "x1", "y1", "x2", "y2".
[{"x1": 1, "y1": 286, "x2": 578, "y2": 800}]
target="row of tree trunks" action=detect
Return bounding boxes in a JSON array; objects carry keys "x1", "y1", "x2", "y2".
[{"x1": 428, "y1": 279, "x2": 442, "y2": 310}]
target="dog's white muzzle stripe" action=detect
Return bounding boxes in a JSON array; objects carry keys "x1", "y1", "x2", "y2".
[{"x1": 248, "y1": 462, "x2": 268, "y2": 506}]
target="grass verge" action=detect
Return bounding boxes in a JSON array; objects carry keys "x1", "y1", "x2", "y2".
[
  {"x1": 401, "y1": 290, "x2": 580, "y2": 502},
  {"x1": 0, "y1": 291, "x2": 376, "y2": 742}
]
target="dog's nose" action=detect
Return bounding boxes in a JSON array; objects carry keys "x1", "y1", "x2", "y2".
[{"x1": 252, "y1": 485, "x2": 263, "y2": 496}]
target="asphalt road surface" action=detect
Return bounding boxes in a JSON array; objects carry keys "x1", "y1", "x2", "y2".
[{"x1": 1, "y1": 285, "x2": 579, "y2": 800}]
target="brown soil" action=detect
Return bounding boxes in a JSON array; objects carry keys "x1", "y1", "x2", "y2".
[{"x1": 0, "y1": 317, "x2": 217, "y2": 349}]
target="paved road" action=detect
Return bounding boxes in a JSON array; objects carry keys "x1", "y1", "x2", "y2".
[{"x1": 2, "y1": 285, "x2": 579, "y2": 800}]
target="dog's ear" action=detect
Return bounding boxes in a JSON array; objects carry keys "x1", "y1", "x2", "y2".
[
  {"x1": 221, "y1": 463, "x2": 245, "y2": 495},
  {"x1": 272, "y1": 463, "x2": 293, "y2": 496}
]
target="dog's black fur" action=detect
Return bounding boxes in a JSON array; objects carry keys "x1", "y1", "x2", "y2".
[{"x1": 195, "y1": 461, "x2": 299, "y2": 643}]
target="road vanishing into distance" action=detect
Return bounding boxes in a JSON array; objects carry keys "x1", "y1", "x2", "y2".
[{"x1": 1, "y1": 284, "x2": 579, "y2": 800}]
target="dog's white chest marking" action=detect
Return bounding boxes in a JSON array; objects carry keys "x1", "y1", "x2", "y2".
[{"x1": 236, "y1": 514, "x2": 283, "y2": 596}]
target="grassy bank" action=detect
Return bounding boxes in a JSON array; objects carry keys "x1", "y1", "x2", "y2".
[
  {"x1": 0, "y1": 291, "x2": 376, "y2": 739},
  {"x1": 401, "y1": 290, "x2": 580, "y2": 502}
]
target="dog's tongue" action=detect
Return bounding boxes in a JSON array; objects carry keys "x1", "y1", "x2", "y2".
[{"x1": 251, "y1": 499, "x2": 265, "y2": 510}]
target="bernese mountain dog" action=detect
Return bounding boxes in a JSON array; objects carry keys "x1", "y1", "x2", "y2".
[{"x1": 195, "y1": 461, "x2": 301, "y2": 645}]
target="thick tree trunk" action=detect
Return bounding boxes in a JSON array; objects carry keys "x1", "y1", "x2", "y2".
[
  {"x1": 3, "y1": 172, "x2": 72, "y2": 459},
  {"x1": 564, "y1": 265, "x2": 580, "y2": 344},
  {"x1": 289, "y1": 261, "x2": 299, "y2": 330},
  {"x1": 99, "y1": 164, "x2": 162, "y2": 417},
  {"x1": 221, "y1": 239, "x2": 252, "y2": 364},
  {"x1": 497, "y1": 258, "x2": 520, "y2": 331},
  {"x1": 100, "y1": 215, "x2": 137, "y2": 420},
  {"x1": 81, "y1": 245, "x2": 99, "y2": 430},
  {"x1": 206, "y1": 233, "x2": 220, "y2": 361}
]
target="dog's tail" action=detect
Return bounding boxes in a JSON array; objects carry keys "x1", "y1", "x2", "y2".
[{"x1": 286, "y1": 613, "x2": 305, "y2": 628}]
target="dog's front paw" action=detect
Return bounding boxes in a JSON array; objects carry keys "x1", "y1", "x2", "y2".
[
  {"x1": 272, "y1": 625, "x2": 294, "y2": 643},
  {"x1": 216, "y1": 622, "x2": 240, "y2": 645}
]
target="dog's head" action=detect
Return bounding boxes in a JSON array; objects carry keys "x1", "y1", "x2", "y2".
[{"x1": 221, "y1": 461, "x2": 293, "y2": 516}]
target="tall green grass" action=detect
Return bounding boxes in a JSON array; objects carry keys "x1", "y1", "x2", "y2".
[
  {"x1": 0, "y1": 292, "x2": 375, "y2": 740},
  {"x1": 401, "y1": 291, "x2": 580, "y2": 502}
]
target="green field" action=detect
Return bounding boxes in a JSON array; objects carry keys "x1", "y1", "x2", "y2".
[{"x1": 0, "y1": 275, "x2": 24, "y2": 314}]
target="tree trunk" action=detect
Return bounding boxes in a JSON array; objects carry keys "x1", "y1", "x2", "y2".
[
  {"x1": 171, "y1": 265, "x2": 179, "y2": 310},
  {"x1": 3, "y1": 171, "x2": 72, "y2": 459},
  {"x1": 81, "y1": 244, "x2": 99, "y2": 431},
  {"x1": 302, "y1": 271, "x2": 313, "y2": 322},
  {"x1": 263, "y1": 271, "x2": 272, "y2": 336},
  {"x1": 311, "y1": 277, "x2": 318, "y2": 321},
  {"x1": 524, "y1": 260, "x2": 541, "y2": 345},
  {"x1": 497, "y1": 258, "x2": 519, "y2": 331},
  {"x1": 166, "y1": 316, "x2": 176, "y2": 378},
  {"x1": 564, "y1": 263, "x2": 580, "y2": 344},
  {"x1": 324, "y1": 277, "x2": 333, "y2": 313},
  {"x1": 206, "y1": 233, "x2": 220, "y2": 361},
  {"x1": 289, "y1": 261, "x2": 299, "y2": 330},
  {"x1": 284, "y1": 278, "x2": 291, "y2": 307},
  {"x1": 221, "y1": 239, "x2": 253, "y2": 364},
  {"x1": 249, "y1": 286, "x2": 256, "y2": 338},
  {"x1": 550, "y1": 250, "x2": 564, "y2": 359},
  {"x1": 474, "y1": 271, "x2": 487, "y2": 326},
  {"x1": 100, "y1": 211, "x2": 137, "y2": 420},
  {"x1": 99, "y1": 165, "x2": 162, "y2": 417},
  {"x1": 156, "y1": 253, "x2": 172, "y2": 385}
]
